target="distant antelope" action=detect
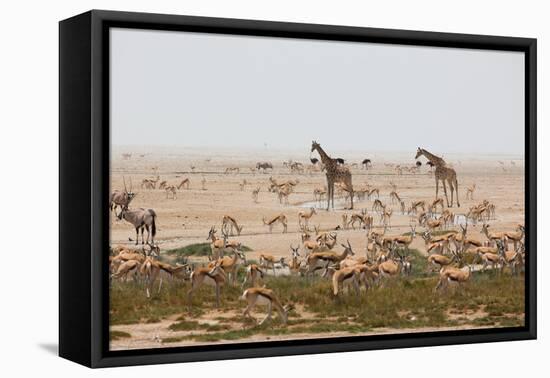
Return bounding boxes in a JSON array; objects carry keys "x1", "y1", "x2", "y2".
[
  {"x1": 410, "y1": 200, "x2": 426, "y2": 214},
  {"x1": 367, "y1": 188, "x2": 380, "y2": 200},
  {"x1": 225, "y1": 167, "x2": 239, "y2": 174},
  {"x1": 430, "y1": 198, "x2": 445, "y2": 214},
  {"x1": 164, "y1": 185, "x2": 177, "y2": 199},
  {"x1": 349, "y1": 209, "x2": 367, "y2": 230},
  {"x1": 466, "y1": 184, "x2": 476, "y2": 200},
  {"x1": 276, "y1": 185, "x2": 291, "y2": 205},
  {"x1": 372, "y1": 199, "x2": 384, "y2": 214},
  {"x1": 380, "y1": 208, "x2": 393, "y2": 228},
  {"x1": 313, "y1": 187, "x2": 327, "y2": 203},
  {"x1": 222, "y1": 215, "x2": 243, "y2": 236},
  {"x1": 389, "y1": 190, "x2": 401, "y2": 204},
  {"x1": 252, "y1": 187, "x2": 260, "y2": 203},
  {"x1": 239, "y1": 179, "x2": 248, "y2": 191},
  {"x1": 298, "y1": 207, "x2": 317, "y2": 230},
  {"x1": 241, "y1": 287, "x2": 293, "y2": 325},
  {"x1": 158, "y1": 180, "x2": 168, "y2": 190},
  {"x1": 118, "y1": 205, "x2": 157, "y2": 245},
  {"x1": 177, "y1": 178, "x2": 190, "y2": 190},
  {"x1": 262, "y1": 214, "x2": 288, "y2": 233}
]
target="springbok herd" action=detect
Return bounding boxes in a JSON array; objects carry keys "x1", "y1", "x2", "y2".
[{"x1": 110, "y1": 143, "x2": 525, "y2": 327}]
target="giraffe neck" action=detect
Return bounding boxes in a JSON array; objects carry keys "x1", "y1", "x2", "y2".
[
  {"x1": 421, "y1": 149, "x2": 446, "y2": 166},
  {"x1": 314, "y1": 145, "x2": 333, "y2": 166}
]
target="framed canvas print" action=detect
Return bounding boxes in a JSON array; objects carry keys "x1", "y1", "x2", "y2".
[{"x1": 59, "y1": 10, "x2": 537, "y2": 368}]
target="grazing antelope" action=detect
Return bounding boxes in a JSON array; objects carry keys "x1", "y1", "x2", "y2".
[
  {"x1": 241, "y1": 264, "x2": 264, "y2": 288},
  {"x1": 434, "y1": 265, "x2": 472, "y2": 292},
  {"x1": 118, "y1": 205, "x2": 157, "y2": 245},
  {"x1": 430, "y1": 198, "x2": 445, "y2": 215},
  {"x1": 158, "y1": 180, "x2": 168, "y2": 190},
  {"x1": 177, "y1": 178, "x2": 190, "y2": 190},
  {"x1": 466, "y1": 184, "x2": 476, "y2": 200},
  {"x1": 110, "y1": 177, "x2": 135, "y2": 215},
  {"x1": 349, "y1": 209, "x2": 368, "y2": 230},
  {"x1": 389, "y1": 191, "x2": 401, "y2": 204},
  {"x1": 372, "y1": 199, "x2": 384, "y2": 214},
  {"x1": 222, "y1": 215, "x2": 243, "y2": 236},
  {"x1": 298, "y1": 207, "x2": 317, "y2": 230},
  {"x1": 241, "y1": 287, "x2": 293, "y2": 325},
  {"x1": 187, "y1": 260, "x2": 226, "y2": 309},
  {"x1": 331, "y1": 266, "x2": 361, "y2": 297},
  {"x1": 262, "y1": 214, "x2": 288, "y2": 233},
  {"x1": 252, "y1": 187, "x2": 260, "y2": 203},
  {"x1": 367, "y1": 188, "x2": 380, "y2": 200},
  {"x1": 410, "y1": 200, "x2": 426, "y2": 214}
]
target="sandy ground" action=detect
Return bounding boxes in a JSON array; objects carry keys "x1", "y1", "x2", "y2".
[{"x1": 109, "y1": 146, "x2": 525, "y2": 349}]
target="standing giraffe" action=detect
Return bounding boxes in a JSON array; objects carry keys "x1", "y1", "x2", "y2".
[
  {"x1": 311, "y1": 141, "x2": 353, "y2": 210},
  {"x1": 415, "y1": 148, "x2": 460, "y2": 207}
]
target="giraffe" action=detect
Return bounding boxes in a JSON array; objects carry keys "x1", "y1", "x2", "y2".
[
  {"x1": 415, "y1": 148, "x2": 460, "y2": 208},
  {"x1": 311, "y1": 141, "x2": 353, "y2": 210}
]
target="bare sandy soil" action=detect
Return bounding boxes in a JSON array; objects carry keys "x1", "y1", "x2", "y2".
[{"x1": 109, "y1": 146, "x2": 525, "y2": 350}]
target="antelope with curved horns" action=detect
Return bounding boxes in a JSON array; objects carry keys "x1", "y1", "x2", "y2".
[{"x1": 110, "y1": 176, "x2": 136, "y2": 215}]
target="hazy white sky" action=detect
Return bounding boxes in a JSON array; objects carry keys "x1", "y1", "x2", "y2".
[{"x1": 110, "y1": 28, "x2": 525, "y2": 155}]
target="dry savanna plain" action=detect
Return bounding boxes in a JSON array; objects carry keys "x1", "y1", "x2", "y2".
[{"x1": 109, "y1": 146, "x2": 526, "y2": 351}]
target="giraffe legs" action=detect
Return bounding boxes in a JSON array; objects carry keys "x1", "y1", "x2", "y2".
[
  {"x1": 455, "y1": 178, "x2": 460, "y2": 207},
  {"x1": 435, "y1": 177, "x2": 440, "y2": 202},
  {"x1": 442, "y1": 180, "x2": 450, "y2": 207},
  {"x1": 448, "y1": 179, "x2": 454, "y2": 207}
]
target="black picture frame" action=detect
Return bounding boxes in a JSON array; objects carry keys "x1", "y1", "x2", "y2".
[{"x1": 59, "y1": 9, "x2": 537, "y2": 368}]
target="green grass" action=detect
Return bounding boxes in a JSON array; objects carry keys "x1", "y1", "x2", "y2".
[
  {"x1": 111, "y1": 264, "x2": 525, "y2": 343},
  {"x1": 109, "y1": 330, "x2": 131, "y2": 341},
  {"x1": 165, "y1": 243, "x2": 252, "y2": 257}
]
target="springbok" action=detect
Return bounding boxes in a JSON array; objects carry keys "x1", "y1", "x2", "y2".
[
  {"x1": 262, "y1": 214, "x2": 288, "y2": 233},
  {"x1": 187, "y1": 260, "x2": 226, "y2": 309},
  {"x1": 177, "y1": 178, "x2": 190, "y2": 190},
  {"x1": 222, "y1": 215, "x2": 243, "y2": 236},
  {"x1": 241, "y1": 287, "x2": 293, "y2": 325},
  {"x1": 118, "y1": 205, "x2": 157, "y2": 245},
  {"x1": 298, "y1": 207, "x2": 317, "y2": 230}
]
